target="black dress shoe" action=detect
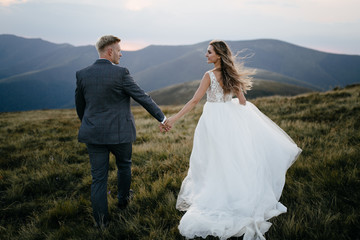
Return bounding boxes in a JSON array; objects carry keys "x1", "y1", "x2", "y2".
[
  {"x1": 117, "y1": 201, "x2": 128, "y2": 210},
  {"x1": 94, "y1": 220, "x2": 109, "y2": 230},
  {"x1": 118, "y1": 189, "x2": 134, "y2": 210}
]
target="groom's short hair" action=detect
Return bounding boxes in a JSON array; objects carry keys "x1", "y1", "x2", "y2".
[{"x1": 96, "y1": 35, "x2": 121, "y2": 53}]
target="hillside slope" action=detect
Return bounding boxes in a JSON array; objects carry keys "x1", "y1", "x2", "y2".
[{"x1": 0, "y1": 85, "x2": 359, "y2": 239}]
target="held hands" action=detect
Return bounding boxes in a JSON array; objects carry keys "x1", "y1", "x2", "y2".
[
  {"x1": 159, "y1": 122, "x2": 170, "y2": 133},
  {"x1": 159, "y1": 117, "x2": 175, "y2": 133}
]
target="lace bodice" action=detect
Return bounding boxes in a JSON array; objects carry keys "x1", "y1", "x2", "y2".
[{"x1": 206, "y1": 71, "x2": 232, "y2": 102}]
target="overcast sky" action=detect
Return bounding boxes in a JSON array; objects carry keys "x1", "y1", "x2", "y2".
[{"x1": 1, "y1": 0, "x2": 359, "y2": 55}]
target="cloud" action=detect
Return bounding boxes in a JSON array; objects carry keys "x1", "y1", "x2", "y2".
[
  {"x1": 240, "y1": 0, "x2": 360, "y2": 23},
  {"x1": 300, "y1": 0, "x2": 360, "y2": 23},
  {"x1": 0, "y1": 0, "x2": 28, "y2": 6},
  {"x1": 124, "y1": 0, "x2": 154, "y2": 11},
  {"x1": 0, "y1": 0, "x2": 359, "y2": 54}
]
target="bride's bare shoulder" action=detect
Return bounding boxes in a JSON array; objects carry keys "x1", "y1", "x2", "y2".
[
  {"x1": 202, "y1": 71, "x2": 211, "y2": 79},
  {"x1": 206, "y1": 68, "x2": 218, "y2": 73}
]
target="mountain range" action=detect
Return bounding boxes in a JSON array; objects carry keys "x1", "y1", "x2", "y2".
[{"x1": 0, "y1": 34, "x2": 359, "y2": 112}]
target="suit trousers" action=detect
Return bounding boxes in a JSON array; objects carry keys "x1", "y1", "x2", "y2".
[{"x1": 86, "y1": 142, "x2": 132, "y2": 225}]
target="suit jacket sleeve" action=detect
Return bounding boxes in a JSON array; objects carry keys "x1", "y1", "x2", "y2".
[
  {"x1": 75, "y1": 72, "x2": 86, "y2": 121},
  {"x1": 122, "y1": 69, "x2": 165, "y2": 122}
]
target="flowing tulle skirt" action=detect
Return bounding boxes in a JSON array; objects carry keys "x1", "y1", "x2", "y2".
[{"x1": 176, "y1": 99, "x2": 302, "y2": 240}]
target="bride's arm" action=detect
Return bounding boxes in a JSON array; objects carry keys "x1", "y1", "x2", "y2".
[
  {"x1": 236, "y1": 89, "x2": 246, "y2": 105},
  {"x1": 166, "y1": 73, "x2": 210, "y2": 127}
]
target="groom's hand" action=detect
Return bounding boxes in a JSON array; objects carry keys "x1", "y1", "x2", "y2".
[
  {"x1": 159, "y1": 123, "x2": 171, "y2": 132},
  {"x1": 159, "y1": 123, "x2": 165, "y2": 132}
]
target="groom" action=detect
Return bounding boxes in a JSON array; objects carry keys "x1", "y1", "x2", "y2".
[{"x1": 75, "y1": 35, "x2": 168, "y2": 227}]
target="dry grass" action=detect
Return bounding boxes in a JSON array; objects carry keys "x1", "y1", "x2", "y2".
[{"x1": 0, "y1": 85, "x2": 359, "y2": 240}]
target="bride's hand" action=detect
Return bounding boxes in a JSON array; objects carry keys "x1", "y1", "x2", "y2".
[
  {"x1": 159, "y1": 123, "x2": 169, "y2": 133},
  {"x1": 159, "y1": 116, "x2": 177, "y2": 133},
  {"x1": 237, "y1": 90, "x2": 247, "y2": 106},
  {"x1": 165, "y1": 116, "x2": 176, "y2": 129}
]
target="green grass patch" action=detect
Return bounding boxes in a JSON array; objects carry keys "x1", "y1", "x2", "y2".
[{"x1": 0, "y1": 85, "x2": 359, "y2": 239}]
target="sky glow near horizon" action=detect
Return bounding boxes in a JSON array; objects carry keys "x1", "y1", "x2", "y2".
[{"x1": 0, "y1": 0, "x2": 359, "y2": 54}]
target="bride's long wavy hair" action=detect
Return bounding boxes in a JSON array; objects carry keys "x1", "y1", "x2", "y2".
[{"x1": 209, "y1": 40, "x2": 253, "y2": 94}]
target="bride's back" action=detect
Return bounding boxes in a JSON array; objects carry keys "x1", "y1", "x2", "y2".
[{"x1": 211, "y1": 69, "x2": 224, "y2": 88}]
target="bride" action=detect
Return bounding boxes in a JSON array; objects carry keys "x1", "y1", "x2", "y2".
[{"x1": 164, "y1": 40, "x2": 302, "y2": 240}]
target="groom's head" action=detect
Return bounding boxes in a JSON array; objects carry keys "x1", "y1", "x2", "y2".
[{"x1": 96, "y1": 35, "x2": 122, "y2": 64}]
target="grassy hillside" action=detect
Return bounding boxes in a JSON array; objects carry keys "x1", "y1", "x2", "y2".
[
  {"x1": 0, "y1": 85, "x2": 359, "y2": 239},
  {"x1": 149, "y1": 76, "x2": 314, "y2": 105}
]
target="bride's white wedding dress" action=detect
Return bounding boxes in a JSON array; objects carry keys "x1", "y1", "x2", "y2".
[{"x1": 176, "y1": 71, "x2": 302, "y2": 240}]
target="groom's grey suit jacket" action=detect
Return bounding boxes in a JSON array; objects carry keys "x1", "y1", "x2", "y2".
[{"x1": 75, "y1": 59, "x2": 165, "y2": 144}]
